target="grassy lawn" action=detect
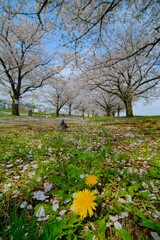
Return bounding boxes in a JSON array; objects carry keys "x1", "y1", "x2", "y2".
[{"x1": 0, "y1": 116, "x2": 160, "y2": 239}]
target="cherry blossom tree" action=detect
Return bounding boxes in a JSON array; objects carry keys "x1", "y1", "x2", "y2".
[
  {"x1": 70, "y1": 90, "x2": 94, "y2": 117},
  {"x1": 3, "y1": 1, "x2": 159, "y2": 58},
  {"x1": 63, "y1": 76, "x2": 85, "y2": 116},
  {"x1": 92, "y1": 90, "x2": 124, "y2": 117},
  {"x1": 44, "y1": 77, "x2": 71, "y2": 117},
  {"x1": 83, "y1": 25, "x2": 160, "y2": 117},
  {"x1": 34, "y1": 0, "x2": 160, "y2": 59},
  {"x1": 0, "y1": 1, "x2": 68, "y2": 116}
]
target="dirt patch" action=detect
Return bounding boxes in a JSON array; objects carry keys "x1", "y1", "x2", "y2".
[{"x1": 0, "y1": 117, "x2": 82, "y2": 132}]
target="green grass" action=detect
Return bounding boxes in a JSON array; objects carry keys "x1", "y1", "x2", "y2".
[
  {"x1": 89, "y1": 115, "x2": 160, "y2": 122},
  {"x1": 0, "y1": 117, "x2": 159, "y2": 239},
  {"x1": 0, "y1": 109, "x2": 28, "y2": 118},
  {"x1": 1, "y1": 203, "x2": 40, "y2": 240}
]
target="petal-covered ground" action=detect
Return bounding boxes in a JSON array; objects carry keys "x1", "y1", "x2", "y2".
[{"x1": 0, "y1": 116, "x2": 160, "y2": 239}]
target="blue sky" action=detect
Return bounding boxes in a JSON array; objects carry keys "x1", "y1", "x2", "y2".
[{"x1": 133, "y1": 98, "x2": 160, "y2": 116}]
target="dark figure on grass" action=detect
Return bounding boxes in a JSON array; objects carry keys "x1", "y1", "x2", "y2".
[{"x1": 60, "y1": 119, "x2": 68, "y2": 130}]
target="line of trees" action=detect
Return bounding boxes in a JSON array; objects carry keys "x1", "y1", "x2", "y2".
[{"x1": 0, "y1": 1, "x2": 159, "y2": 117}]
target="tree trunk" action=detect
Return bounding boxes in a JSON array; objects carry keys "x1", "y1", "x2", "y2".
[
  {"x1": 112, "y1": 111, "x2": 115, "y2": 117},
  {"x1": 82, "y1": 110, "x2": 85, "y2": 117},
  {"x1": 56, "y1": 95, "x2": 60, "y2": 117},
  {"x1": 117, "y1": 106, "x2": 121, "y2": 117},
  {"x1": 12, "y1": 98, "x2": 20, "y2": 116},
  {"x1": 68, "y1": 103, "x2": 72, "y2": 116},
  {"x1": 106, "y1": 108, "x2": 111, "y2": 117},
  {"x1": 125, "y1": 99, "x2": 133, "y2": 117},
  {"x1": 56, "y1": 108, "x2": 59, "y2": 117}
]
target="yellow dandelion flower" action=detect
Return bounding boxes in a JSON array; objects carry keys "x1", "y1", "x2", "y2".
[
  {"x1": 85, "y1": 175, "x2": 98, "y2": 186},
  {"x1": 142, "y1": 147, "x2": 147, "y2": 153},
  {"x1": 71, "y1": 189, "x2": 97, "y2": 218}
]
